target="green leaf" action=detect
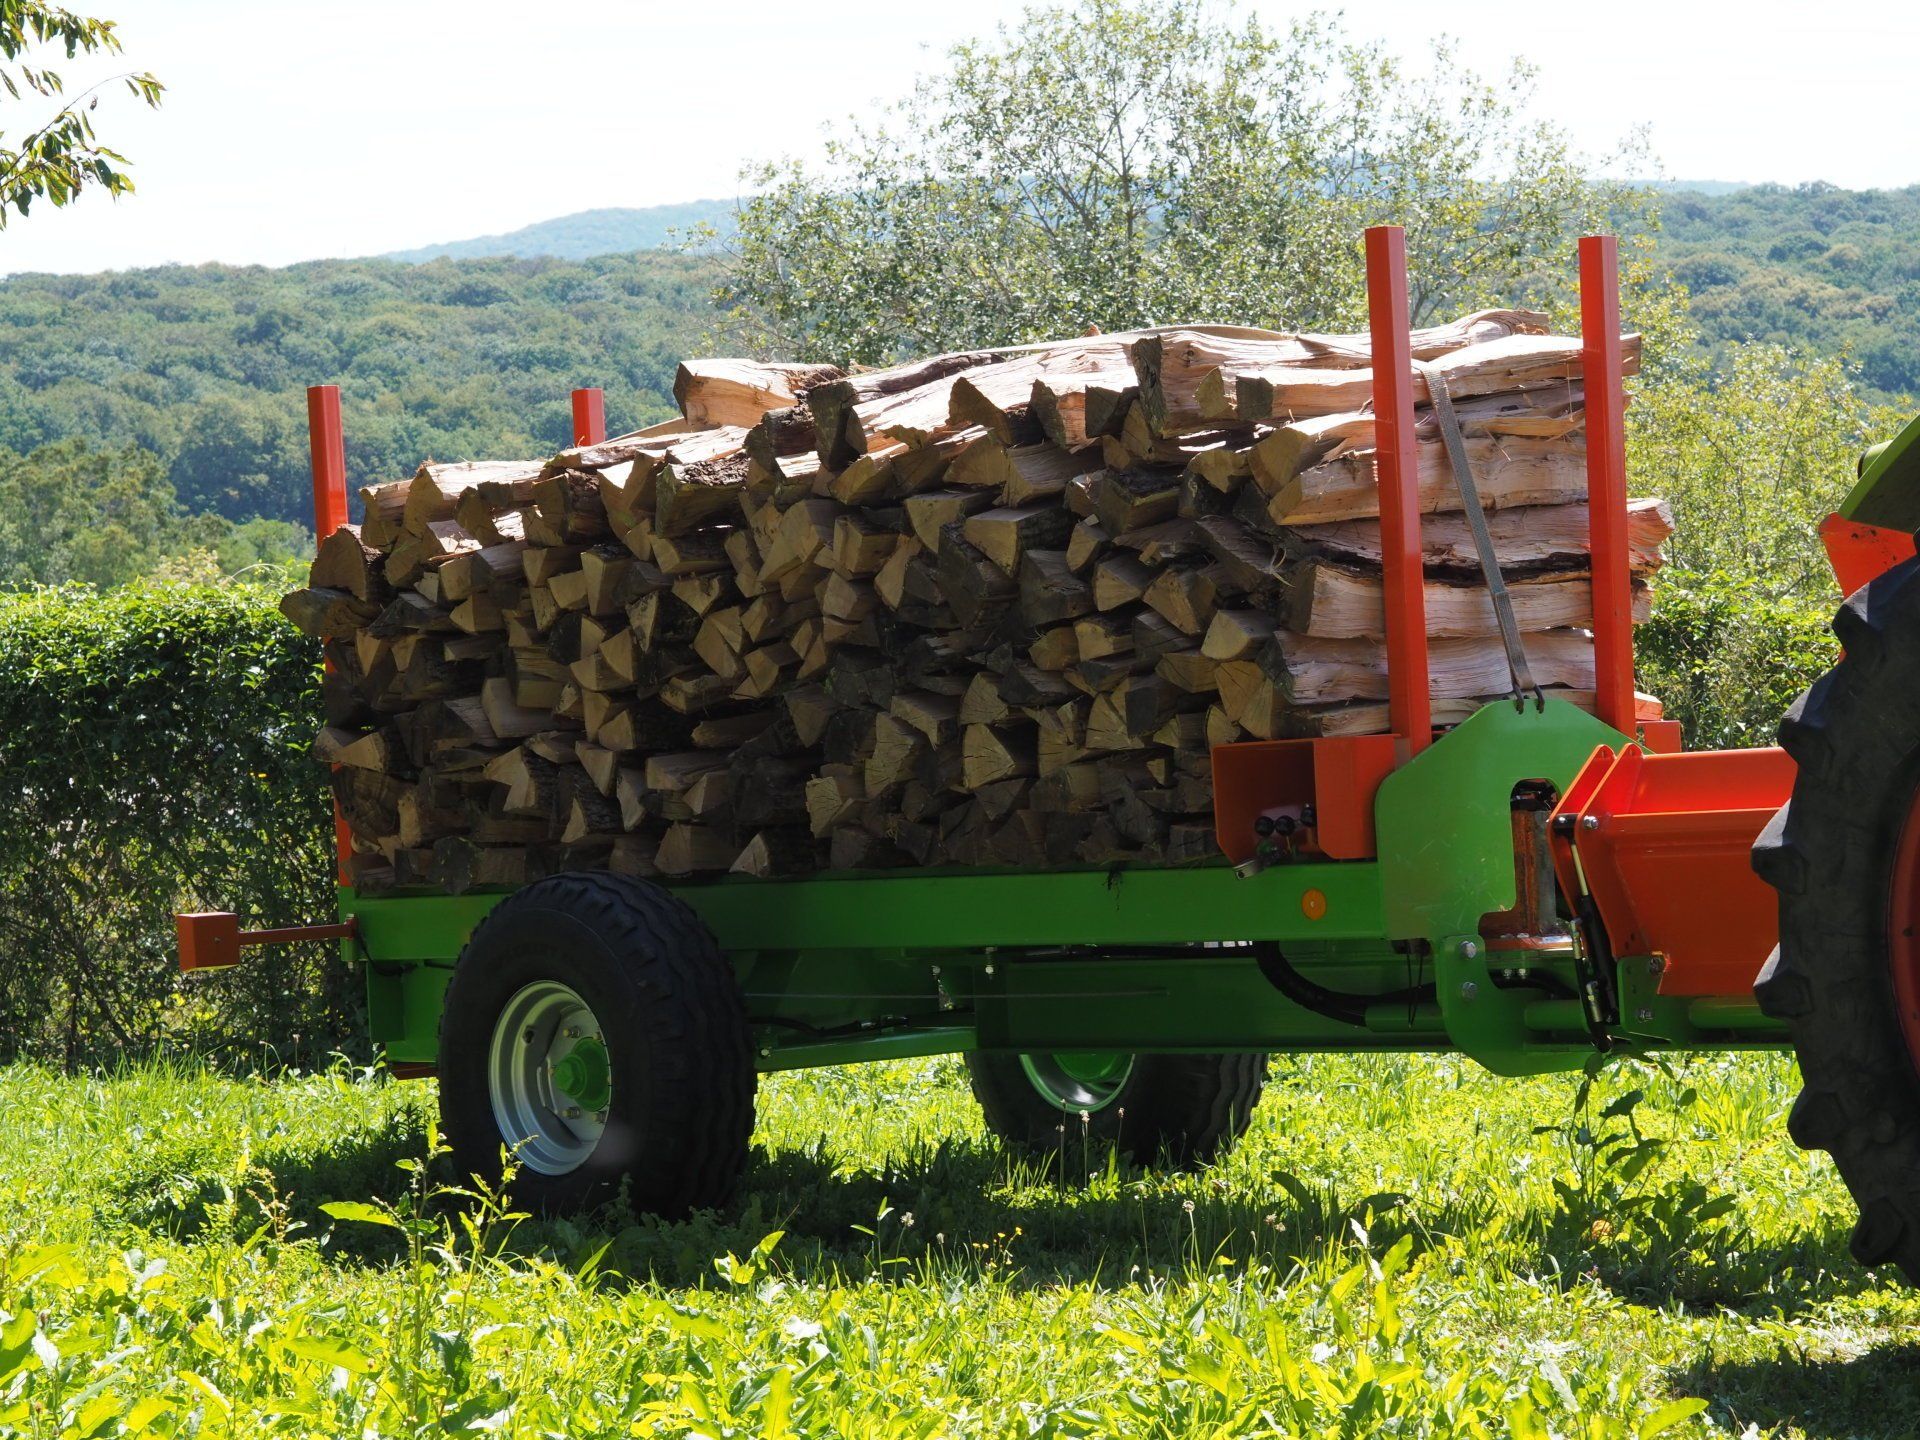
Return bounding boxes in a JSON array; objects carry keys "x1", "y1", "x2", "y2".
[
  {"x1": 319, "y1": 1200, "x2": 400, "y2": 1229},
  {"x1": 1637, "y1": 1397, "x2": 1709, "y2": 1438},
  {"x1": 284, "y1": 1333, "x2": 378, "y2": 1375}
]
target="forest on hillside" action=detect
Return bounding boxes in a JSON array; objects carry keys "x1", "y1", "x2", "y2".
[
  {"x1": 0, "y1": 251, "x2": 717, "y2": 534},
  {"x1": 1660, "y1": 182, "x2": 1920, "y2": 399}
]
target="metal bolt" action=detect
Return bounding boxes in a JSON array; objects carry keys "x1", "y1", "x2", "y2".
[
  {"x1": 565, "y1": 1105, "x2": 581, "y2": 1119},
  {"x1": 1636, "y1": 1007, "x2": 1655, "y2": 1023},
  {"x1": 1459, "y1": 981, "x2": 1479, "y2": 1001},
  {"x1": 929, "y1": 964, "x2": 941, "y2": 977},
  {"x1": 565, "y1": 1026, "x2": 581, "y2": 1039},
  {"x1": 1581, "y1": 815, "x2": 1600, "y2": 831},
  {"x1": 1646, "y1": 956, "x2": 1666, "y2": 975},
  {"x1": 523, "y1": 1026, "x2": 536, "y2": 1043},
  {"x1": 1457, "y1": 939, "x2": 1479, "y2": 960},
  {"x1": 984, "y1": 963, "x2": 996, "y2": 976},
  {"x1": 758, "y1": 1046, "x2": 772, "y2": 1058},
  {"x1": 596, "y1": 1110, "x2": 608, "y2": 1124}
]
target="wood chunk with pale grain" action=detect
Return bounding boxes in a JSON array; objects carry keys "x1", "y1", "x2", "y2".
[
  {"x1": 962, "y1": 505, "x2": 1075, "y2": 576},
  {"x1": 282, "y1": 587, "x2": 382, "y2": 640},
  {"x1": 673, "y1": 359, "x2": 844, "y2": 429},
  {"x1": 1263, "y1": 434, "x2": 1594, "y2": 527},
  {"x1": 904, "y1": 487, "x2": 996, "y2": 550},
  {"x1": 311, "y1": 526, "x2": 390, "y2": 604},
  {"x1": 963, "y1": 724, "x2": 1037, "y2": 789},
  {"x1": 1283, "y1": 561, "x2": 1654, "y2": 640},
  {"x1": 1287, "y1": 498, "x2": 1674, "y2": 577},
  {"x1": 1089, "y1": 468, "x2": 1181, "y2": 536}
]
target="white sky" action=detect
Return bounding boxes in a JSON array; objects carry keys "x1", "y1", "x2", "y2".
[{"x1": 1, "y1": 0, "x2": 1915, "y2": 277}]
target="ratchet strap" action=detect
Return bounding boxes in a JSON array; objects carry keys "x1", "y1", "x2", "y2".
[{"x1": 1413, "y1": 360, "x2": 1544, "y2": 710}]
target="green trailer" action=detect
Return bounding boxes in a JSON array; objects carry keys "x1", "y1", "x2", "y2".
[{"x1": 181, "y1": 227, "x2": 1920, "y2": 1284}]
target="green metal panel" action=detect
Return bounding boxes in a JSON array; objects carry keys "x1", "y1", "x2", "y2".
[
  {"x1": 363, "y1": 961, "x2": 451, "y2": 1065},
  {"x1": 342, "y1": 859, "x2": 1386, "y2": 965},
  {"x1": 1374, "y1": 699, "x2": 1627, "y2": 1077},
  {"x1": 1839, "y1": 413, "x2": 1920, "y2": 530}
]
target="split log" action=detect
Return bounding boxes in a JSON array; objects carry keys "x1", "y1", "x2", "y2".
[{"x1": 674, "y1": 359, "x2": 844, "y2": 429}]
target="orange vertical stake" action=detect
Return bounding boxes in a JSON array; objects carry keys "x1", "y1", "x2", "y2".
[
  {"x1": 1579, "y1": 235, "x2": 1636, "y2": 735},
  {"x1": 306, "y1": 385, "x2": 353, "y2": 884},
  {"x1": 571, "y1": 387, "x2": 606, "y2": 446},
  {"x1": 1364, "y1": 226, "x2": 1430, "y2": 756}
]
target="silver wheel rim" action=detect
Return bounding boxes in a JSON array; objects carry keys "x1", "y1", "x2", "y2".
[
  {"x1": 1018, "y1": 1052, "x2": 1135, "y2": 1114},
  {"x1": 486, "y1": 981, "x2": 609, "y2": 1176}
]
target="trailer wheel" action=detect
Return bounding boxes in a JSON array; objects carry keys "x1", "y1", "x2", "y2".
[
  {"x1": 437, "y1": 872, "x2": 754, "y2": 1216},
  {"x1": 964, "y1": 1050, "x2": 1264, "y2": 1168},
  {"x1": 1754, "y1": 553, "x2": 1920, "y2": 1283}
]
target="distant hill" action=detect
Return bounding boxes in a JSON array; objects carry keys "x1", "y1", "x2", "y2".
[
  {"x1": 1650, "y1": 180, "x2": 1752, "y2": 197},
  {"x1": 0, "y1": 251, "x2": 719, "y2": 526},
  {"x1": 1659, "y1": 182, "x2": 1920, "y2": 400},
  {"x1": 383, "y1": 201, "x2": 738, "y2": 263}
]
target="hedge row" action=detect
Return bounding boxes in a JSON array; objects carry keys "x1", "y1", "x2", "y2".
[{"x1": 0, "y1": 583, "x2": 352, "y2": 1066}]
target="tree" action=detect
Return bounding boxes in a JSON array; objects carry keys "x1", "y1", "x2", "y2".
[
  {"x1": 1, "y1": 1, "x2": 161, "y2": 226},
  {"x1": 716, "y1": 0, "x2": 1655, "y2": 364}
]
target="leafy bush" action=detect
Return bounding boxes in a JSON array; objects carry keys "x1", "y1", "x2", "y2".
[
  {"x1": 1635, "y1": 572, "x2": 1837, "y2": 749},
  {"x1": 0, "y1": 582, "x2": 352, "y2": 1065}
]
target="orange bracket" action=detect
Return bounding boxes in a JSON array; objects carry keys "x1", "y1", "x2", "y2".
[
  {"x1": 177, "y1": 912, "x2": 357, "y2": 974},
  {"x1": 1821, "y1": 512, "x2": 1915, "y2": 598},
  {"x1": 1548, "y1": 746, "x2": 1793, "y2": 998},
  {"x1": 1212, "y1": 735, "x2": 1400, "y2": 864}
]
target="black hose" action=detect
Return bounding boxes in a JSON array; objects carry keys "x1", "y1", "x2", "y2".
[{"x1": 1252, "y1": 941, "x2": 1435, "y2": 1028}]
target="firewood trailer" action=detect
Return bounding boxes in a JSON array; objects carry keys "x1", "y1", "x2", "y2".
[{"x1": 179, "y1": 226, "x2": 1920, "y2": 1284}]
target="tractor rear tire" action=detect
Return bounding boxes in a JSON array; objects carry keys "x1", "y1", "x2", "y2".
[
  {"x1": 964, "y1": 1050, "x2": 1265, "y2": 1169},
  {"x1": 438, "y1": 871, "x2": 755, "y2": 1217},
  {"x1": 1754, "y1": 553, "x2": 1920, "y2": 1283}
]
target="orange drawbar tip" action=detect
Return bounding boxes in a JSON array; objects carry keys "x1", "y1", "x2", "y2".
[{"x1": 178, "y1": 912, "x2": 242, "y2": 973}]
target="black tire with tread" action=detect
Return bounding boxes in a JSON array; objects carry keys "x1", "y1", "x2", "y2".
[
  {"x1": 964, "y1": 1051, "x2": 1265, "y2": 1168},
  {"x1": 1754, "y1": 553, "x2": 1920, "y2": 1283},
  {"x1": 437, "y1": 871, "x2": 755, "y2": 1216}
]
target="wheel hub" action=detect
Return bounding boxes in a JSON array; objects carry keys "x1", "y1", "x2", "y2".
[
  {"x1": 1018, "y1": 1050, "x2": 1134, "y2": 1113},
  {"x1": 549, "y1": 1036, "x2": 611, "y2": 1113},
  {"x1": 486, "y1": 981, "x2": 610, "y2": 1175}
]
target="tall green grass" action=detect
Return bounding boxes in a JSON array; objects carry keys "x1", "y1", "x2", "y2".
[{"x1": 0, "y1": 1052, "x2": 1910, "y2": 1436}]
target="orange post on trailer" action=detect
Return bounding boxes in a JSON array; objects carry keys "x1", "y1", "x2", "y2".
[
  {"x1": 306, "y1": 384, "x2": 353, "y2": 883},
  {"x1": 1578, "y1": 235, "x2": 1637, "y2": 737},
  {"x1": 571, "y1": 387, "x2": 606, "y2": 447},
  {"x1": 1364, "y1": 226, "x2": 1431, "y2": 758}
]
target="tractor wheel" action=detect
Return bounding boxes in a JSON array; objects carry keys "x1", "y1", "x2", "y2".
[
  {"x1": 437, "y1": 872, "x2": 755, "y2": 1216},
  {"x1": 964, "y1": 1050, "x2": 1265, "y2": 1169},
  {"x1": 1754, "y1": 552, "x2": 1920, "y2": 1283}
]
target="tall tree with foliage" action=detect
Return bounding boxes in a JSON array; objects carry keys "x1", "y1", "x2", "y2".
[
  {"x1": 0, "y1": 1, "x2": 161, "y2": 226},
  {"x1": 717, "y1": 0, "x2": 1654, "y2": 364}
]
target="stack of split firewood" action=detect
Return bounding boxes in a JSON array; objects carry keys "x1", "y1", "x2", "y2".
[{"x1": 282, "y1": 312, "x2": 1669, "y2": 891}]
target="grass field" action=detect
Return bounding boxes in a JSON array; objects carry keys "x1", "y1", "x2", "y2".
[{"x1": 0, "y1": 1050, "x2": 1915, "y2": 1437}]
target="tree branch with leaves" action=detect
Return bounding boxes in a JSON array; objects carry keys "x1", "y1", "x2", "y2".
[{"x1": 0, "y1": 1, "x2": 161, "y2": 227}]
